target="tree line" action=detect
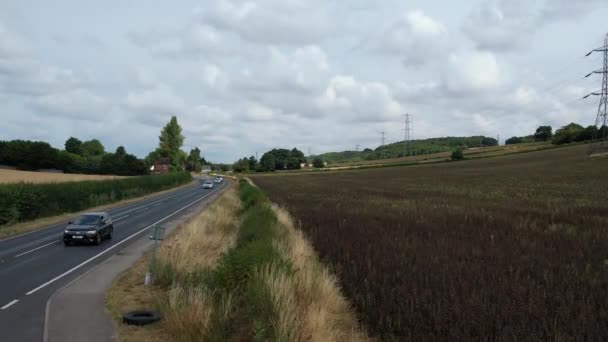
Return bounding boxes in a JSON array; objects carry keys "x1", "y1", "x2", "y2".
[
  {"x1": 505, "y1": 123, "x2": 608, "y2": 145},
  {"x1": 0, "y1": 116, "x2": 208, "y2": 176},
  {"x1": 232, "y1": 148, "x2": 320, "y2": 173}
]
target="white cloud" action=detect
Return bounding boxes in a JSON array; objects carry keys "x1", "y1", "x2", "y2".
[
  {"x1": 125, "y1": 83, "x2": 186, "y2": 126},
  {"x1": 442, "y1": 51, "x2": 502, "y2": 94},
  {"x1": 374, "y1": 10, "x2": 448, "y2": 65},
  {"x1": 195, "y1": 0, "x2": 332, "y2": 45},
  {"x1": 463, "y1": 0, "x2": 607, "y2": 51},
  {"x1": 30, "y1": 88, "x2": 109, "y2": 120}
]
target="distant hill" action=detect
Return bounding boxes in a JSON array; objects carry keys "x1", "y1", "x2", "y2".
[{"x1": 314, "y1": 136, "x2": 498, "y2": 164}]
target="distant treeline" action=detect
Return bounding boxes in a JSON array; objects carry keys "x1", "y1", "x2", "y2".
[
  {"x1": 0, "y1": 172, "x2": 191, "y2": 226},
  {"x1": 506, "y1": 123, "x2": 608, "y2": 145},
  {"x1": 316, "y1": 136, "x2": 498, "y2": 164},
  {"x1": 233, "y1": 148, "x2": 306, "y2": 172},
  {"x1": 0, "y1": 138, "x2": 147, "y2": 175}
]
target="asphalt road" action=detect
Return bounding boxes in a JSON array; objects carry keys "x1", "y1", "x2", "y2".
[{"x1": 0, "y1": 178, "x2": 227, "y2": 342}]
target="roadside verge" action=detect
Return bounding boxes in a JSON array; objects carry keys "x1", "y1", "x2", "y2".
[
  {"x1": 105, "y1": 179, "x2": 368, "y2": 341},
  {"x1": 44, "y1": 181, "x2": 229, "y2": 342}
]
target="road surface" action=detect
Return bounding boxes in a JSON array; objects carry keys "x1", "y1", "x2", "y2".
[{"x1": 0, "y1": 178, "x2": 227, "y2": 342}]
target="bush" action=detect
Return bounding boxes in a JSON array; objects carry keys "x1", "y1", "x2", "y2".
[
  {"x1": 0, "y1": 172, "x2": 191, "y2": 226},
  {"x1": 451, "y1": 149, "x2": 464, "y2": 161},
  {"x1": 312, "y1": 157, "x2": 325, "y2": 168}
]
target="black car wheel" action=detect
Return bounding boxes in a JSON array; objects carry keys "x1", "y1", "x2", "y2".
[
  {"x1": 64, "y1": 241, "x2": 71, "y2": 247},
  {"x1": 108, "y1": 229, "x2": 113, "y2": 239},
  {"x1": 94, "y1": 234, "x2": 101, "y2": 245}
]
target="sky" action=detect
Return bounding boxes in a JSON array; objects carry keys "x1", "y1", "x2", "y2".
[{"x1": 1, "y1": 0, "x2": 607, "y2": 163}]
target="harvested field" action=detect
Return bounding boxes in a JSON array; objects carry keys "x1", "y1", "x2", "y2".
[
  {"x1": 0, "y1": 169, "x2": 127, "y2": 183},
  {"x1": 252, "y1": 144, "x2": 608, "y2": 341}
]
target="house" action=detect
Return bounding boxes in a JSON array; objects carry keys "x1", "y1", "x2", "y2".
[{"x1": 151, "y1": 158, "x2": 170, "y2": 174}]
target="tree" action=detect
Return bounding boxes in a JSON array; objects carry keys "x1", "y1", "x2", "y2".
[
  {"x1": 158, "y1": 116, "x2": 185, "y2": 168},
  {"x1": 81, "y1": 139, "x2": 105, "y2": 156},
  {"x1": 552, "y1": 123, "x2": 584, "y2": 145},
  {"x1": 65, "y1": 137, "x2": 82, "y2": 154},
  {"x1": 290, "y1": 148, "x2": 306, "y2": 163},
  {"x1": 285, "y1": 157, "x2": 301, "y2": 170},
  {"x1": 115, "y1": 146, "x2": 126, "y2": 157},
  {"x1": 505, "y1": 136, "x2": 523, "y2": 145},
  {"x1": 248, "y1": 156, "x2": 257, "y2": 170},
  {"x1": 312, "y1": 157, "x2": 325, "y2": 168},
  {"x1": 451, "y1": 149, "x2": 464, "y2": 161},
  {"x1": 260, "y1": 153, "x2": 275, "y2": 171},
  {"x1": 576, "y1": 125, "x2": 598, "y2": 142},
  {"x1": 187, "y1": 148, "x2": 203, "y2": 172},
  {"x1": 534, "y1": 126, "x2": 553, "y2": 142}
]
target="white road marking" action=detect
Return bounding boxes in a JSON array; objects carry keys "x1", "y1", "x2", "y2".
[
  {"x1": 14, "y1": 240, "x2": 60, "y2": 258},
  {"x1": 134, "y1": 207, "x2": 148, "y2": 213},
  {"x1": 114, "y1": 214, "x2": 130, "y2": 221},
  {"x1": 25, "y1": 183, "x2": 225, "y2": 296},
  {"x1": 151, "y1": 202, "x2": 163, "y2": 207},
  {"x1": 1, "y1": 299, "x2": 19, "y2": 310}
]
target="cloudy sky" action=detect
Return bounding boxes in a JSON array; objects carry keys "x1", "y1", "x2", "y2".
[{"x1": 1, "y1": 0, "x2": 607, "y2": 162}]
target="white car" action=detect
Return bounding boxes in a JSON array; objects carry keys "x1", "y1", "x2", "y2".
[
  {"x1": 214, "y1": 176, "x2": 223, "y2": 184},
  {"x1": 203, "y1": 180, "x2": 214, "y2": 189}
]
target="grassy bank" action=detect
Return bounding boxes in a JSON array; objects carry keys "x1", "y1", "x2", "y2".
[
  {"x1": 106, "y1": 180, "x2": 366, "y2": 341},
  {"x1": 0, "y1": 172, "x2": 191, "y2": 227},
  {"x1": 0, "y1": 169, "x2": 128, "y2": 184}
]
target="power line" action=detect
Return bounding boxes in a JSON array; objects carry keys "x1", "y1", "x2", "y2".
[{"x1": 584, "y1": 33, "x2": 608, "y2": 154}]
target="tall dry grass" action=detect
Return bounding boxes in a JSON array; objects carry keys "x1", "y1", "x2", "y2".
[
  {"x1": 0, "y1": 169, "x2": 127, "y2": 183},
  {"x1": 256, "y1": 204, "x2": 368, "y2": 342}
]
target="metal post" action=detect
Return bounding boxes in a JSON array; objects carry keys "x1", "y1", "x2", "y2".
[{"x1": 145, "y1": 225, "x2": 164, "y2": 286}]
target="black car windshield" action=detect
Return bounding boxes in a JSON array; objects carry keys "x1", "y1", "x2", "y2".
[{"x1": 73, "y1": 215, "x2": 101, "y2": 225}]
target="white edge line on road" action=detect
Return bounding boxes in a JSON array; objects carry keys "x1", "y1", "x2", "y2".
[
  {"x1": 25, "y1": 183, "x2": 225, "y2": 296},
  {"x1": 1, "y1": 299, "x2": 19, "y2": 310},
  {"x1": 150, "y1": 202, "x2": 163, "y2": 207},
  {"x1": 14, "y1": 240, "x2": 61, "y2": 258},
  {"x1": 0, "y1": 181, "x2": 202, "y2": 243},
  {"x1": 114, "y1": 214, "x2": 130, "y2": 221}
]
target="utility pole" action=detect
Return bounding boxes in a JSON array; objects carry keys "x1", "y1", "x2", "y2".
[
  {"x1": 380, "y1": 131, "x2": 386, "y2": 159},
  {"x1": 584, "y1": 33, "x2": 608, "y2": 154},
  {"x1": 497, "y1": 134, "x2": 500, "y2": 146},
  {"x1": 402, "y1": 114, "x2": 412, "y2": 157},
  {"x1": 355, "y1": 144, "x2": 360, "y2": 152}
]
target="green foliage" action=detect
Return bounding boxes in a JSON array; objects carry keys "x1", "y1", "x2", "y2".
[
  {"x1": 552, "y1": 123, "x2": 585, "y2": 145},
  {"x1": 186, "y1": 147, "x2": 203, "y2": 172},
  {"x1": 0, "y1": 172, "x2": 191, "y2": 226},
  {"x1": 451, "y1": 149, "x2": 464, "y2": 160},
  {"x1": 534, "y1": 125, "x2": 553, "y2": 141},
  {"x1": 258, "y1": 148, "x2": 305, "y2": 171},
  {"x1": 317, "y1": 136, "x2": 499, "y2": 164},
  {"x1": 100, "y1": 146, "x2": 147, "y2": 176},
  {"x1": 80, "y1": 139, "x2": 105, "y2": 157},
  {"x1": 158, "y1": 116, "x2": 185, "y2": 169},
  {"x1": 312, "y1": 157, "x2": 325, "y2": 168},
  {"x1": 0, "y1": 140, "x2": 58, "y2": 170},
  {"x1": 64, "y1": 137, "x2": 82, "y2": 154},
  {"x1": 505, "y1": 136, "x2": 523, "y2": 145},
  {"x1": 233, "y1": 156, "x2": 259, "y2": 173}
]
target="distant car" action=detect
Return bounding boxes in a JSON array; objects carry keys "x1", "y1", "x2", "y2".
[
  {"x1": 214, "y1": 176, "x2": 223, "y2": 183},
  {"x1": 64, "y1": 212, "x2": 113, "y2": 246},
  {"x1": 203, "y1": 180, "x2": 214, "y2": 189}
]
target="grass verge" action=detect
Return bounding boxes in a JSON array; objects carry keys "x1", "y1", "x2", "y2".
[
  {"x1": 106, "y1": 180, "x2": 367, "y2": 341},
  {"x1": 0, "y1": 179, "x2": 196, "y2": 240}
]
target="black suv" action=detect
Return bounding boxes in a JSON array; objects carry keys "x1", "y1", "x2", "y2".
[{"x1": 64, "y1": 212, "x2": 113, "y2": 246}]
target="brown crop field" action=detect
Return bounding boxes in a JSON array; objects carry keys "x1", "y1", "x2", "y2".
[
  {"x1": 0, "y1": 169, "x2": 127, "y2": 184},
  {"x1": 251, "y1": 144, "x2": 608, "y2": 341}
]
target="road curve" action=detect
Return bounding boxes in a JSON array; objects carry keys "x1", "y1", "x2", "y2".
[{"x1": 0, "y1": 178, "x2": 228, "y2": 342}]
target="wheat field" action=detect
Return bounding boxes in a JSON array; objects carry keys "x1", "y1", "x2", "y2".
[{"x1": 0, "y1": 169, "x2": 127, "y2": 184}]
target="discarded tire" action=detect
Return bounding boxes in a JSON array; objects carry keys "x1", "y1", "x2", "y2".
[{"x1": 122, "y1": 310, "x2": 161, "y2": 326}]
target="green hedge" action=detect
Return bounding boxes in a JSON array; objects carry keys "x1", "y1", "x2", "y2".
[{"x1": 0, "y1": 172, "x2": 192, "y2": 227}]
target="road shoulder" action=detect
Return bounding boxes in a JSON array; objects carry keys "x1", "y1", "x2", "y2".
[{"x1": 43, "y1": 182, "x2": 228, "y2": 342}]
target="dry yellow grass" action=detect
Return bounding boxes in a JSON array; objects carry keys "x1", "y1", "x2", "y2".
[
  {"x1": 106, "y1": 188, "x2": 240, "y2": 342},
  {"x1": 0, "y1": 168, "x2": 128, "y2": 184},
  {"x1": 264, "y1": 204, "x2": 369, "y2": 342}
]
